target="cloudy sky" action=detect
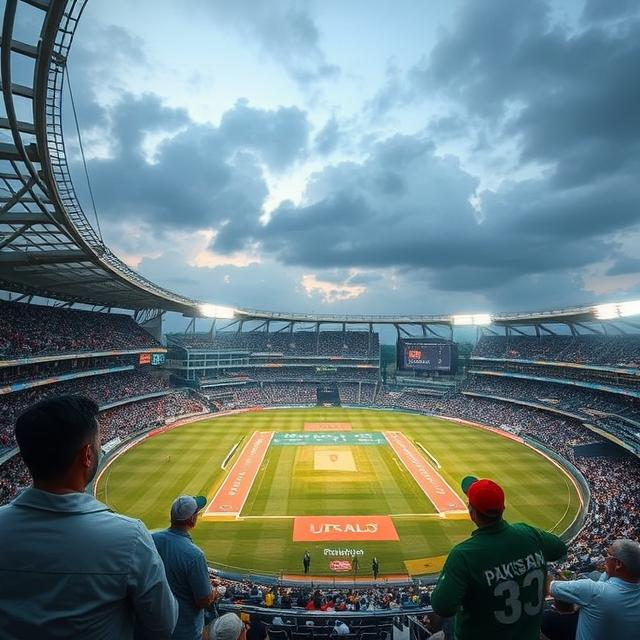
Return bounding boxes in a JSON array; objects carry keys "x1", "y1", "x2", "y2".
[{"x1": 58, "y1": 0, "x2": 640, "y2": 317}]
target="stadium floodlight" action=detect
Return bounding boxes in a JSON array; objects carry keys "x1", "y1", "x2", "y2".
[
  {"x1": 451, "y1": 313, "x2": 492, "y2": 326},
  {"x1": 198, "y1": 303, "x2": 236, "y2": 319},
  {"x1": 619, "y1": 300, "x2": 640, "y2": 318},
  {"x1": 593, "y1": 303, "x2": 620, "y2": 320}
]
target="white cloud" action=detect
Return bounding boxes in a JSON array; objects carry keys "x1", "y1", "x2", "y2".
[{"x1": 300, "y1": 273, "x2": 367, "y2": 304}]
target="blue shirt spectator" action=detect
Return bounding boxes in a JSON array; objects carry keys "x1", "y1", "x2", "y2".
[
  {"x1": 152, "y1": 495, "x2": 213, "y2": 640},
  {"x1": 550, "y1": 539, "x2": 640, "y2": 640}
]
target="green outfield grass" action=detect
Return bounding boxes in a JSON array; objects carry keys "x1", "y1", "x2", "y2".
[{"x1": 95, "y1": 408, "x2": 583, "y2": 577}]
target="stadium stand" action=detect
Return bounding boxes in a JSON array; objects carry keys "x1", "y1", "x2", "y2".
[
  {"x1": 168, "y1": 331, "x2": 379, "y2": 359},
  {"x1": 0, "y1": 300, "x2": 160, "y2": 357},
  {"x1": 473, "y1": 334, "x2": 640, "y2": 366},
  {"x1": 0, "y1": 391, "x2": 208, "y2": 505},
  {"x1": 0, "y1": 370, "x2": 172, "y2": 450}
]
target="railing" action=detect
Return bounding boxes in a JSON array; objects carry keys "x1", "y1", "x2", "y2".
[{"x1": 42, "y1": 1, "x2": 198, "y2": 308}]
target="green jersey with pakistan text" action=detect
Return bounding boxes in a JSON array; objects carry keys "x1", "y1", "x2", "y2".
[{"x1": 431, "y1": 520, "x2": 566, "y2": 640}]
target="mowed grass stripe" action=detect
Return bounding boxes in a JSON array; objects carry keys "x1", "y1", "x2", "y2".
[{"x1": 97, "y1": 408, "x2": 584, "y2": 575}]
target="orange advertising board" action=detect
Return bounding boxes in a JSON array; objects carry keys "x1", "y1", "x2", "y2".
[{"x1": 293, "y1": 515, "x2": 399, "y2": 541}]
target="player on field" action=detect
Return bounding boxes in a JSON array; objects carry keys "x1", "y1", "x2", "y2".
[{"x1": 431, "y1": 476, "x2": 567, "y2": 640}]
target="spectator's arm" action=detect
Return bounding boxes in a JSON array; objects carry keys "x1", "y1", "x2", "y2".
[
  {"x1": 538, "y1": 529, "x2": 567, "y2": 562},
  {"x1": 128, "y1": 522, "x2": 178, "y2": 638},
  {"x1": 430, "y1": 550, "x2": 467, "y2": 617},
  {"x1": 549, "y1": 579, "x2": 597, "y2": 607},
  {"x1": 190, "y1": 550, "x2": 215, "y2": 609}
]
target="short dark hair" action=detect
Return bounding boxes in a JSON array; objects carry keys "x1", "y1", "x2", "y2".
[{"x1": 15, "y1": 395, "x2": 100, "y2": 482}]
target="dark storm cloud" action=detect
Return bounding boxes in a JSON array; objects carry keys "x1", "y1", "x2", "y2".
[
  {"x1": 78, "y1": 94, "x2": 310, "y2": 242},
  {"x1": 410, "y1": 0, "x2": 640, "y2": 188},
  {"x1": 606, "y1": 257, "x2": 640, "y2": 277},
  {"x1": 230, "y1": 132, "x2": 629, "y2": 296},
  {"x1": 218, "y1": 99, "x2": 309, "y2": 171},
  {"x1": 67, "y1": 25, "x2": 150, "y2": 129},
  {"x1": 582, "y1": 0, "x2": 640, "y2": 23},
  {"x1": 314, "y1": 116, "x2": 340, "y2": 155},
  {"x1": 201, "y1": 1, "x2": 339, "y2": 87}
]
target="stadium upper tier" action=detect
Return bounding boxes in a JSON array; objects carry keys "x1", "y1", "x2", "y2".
[
  {"x1": 0, "y1": 300, "x2": 161, "y2": 358},
  {"x1": 168, "y1": 330, "x2": 380, "y2": 359},
  {"x1": 473, "y1": 334, "x2": 640, "y2": 367}
]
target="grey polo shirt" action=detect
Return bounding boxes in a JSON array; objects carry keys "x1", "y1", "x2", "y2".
[
  {"x1": 152, "y1": 528, "x2": 212, "y2": 640},
  {"x1": 0, "y1": 488, "x2": 178, "y2": 640}
]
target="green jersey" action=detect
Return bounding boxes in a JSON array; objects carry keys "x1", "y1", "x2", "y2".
[{"x1": 431, "y1": 520, "x2": 566, "y2": 640}]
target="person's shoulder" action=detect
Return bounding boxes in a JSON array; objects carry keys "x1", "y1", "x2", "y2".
[
  {"x1": 92, "y1": 509, "x2": 152, "y2": 541},
  {"x1": 511, "y1": 521, "x2": 562, "y2": 541}
]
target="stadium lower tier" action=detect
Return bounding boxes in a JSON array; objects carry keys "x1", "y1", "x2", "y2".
[{"x1": 2, "y1": 385, "x2": 638, "y2": 580}]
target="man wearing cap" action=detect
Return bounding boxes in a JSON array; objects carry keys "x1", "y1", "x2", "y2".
[
  {"x1": 431, "y1": 476, "x2": 566, "y2": 639},
  {"x1": 153, "y1": 495, "x2": 216, "y2": 640},
  {"x1": 211, "y1": 612, "x2": 247, "y2": 640},
  {"x1": 547, "y1": 538, "x2": 640, "y2": 640}
]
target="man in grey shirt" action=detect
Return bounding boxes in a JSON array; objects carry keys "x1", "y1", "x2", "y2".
[
  {"x1": 0, "y1": 395, "x2": 178, "y2": 639},
  {"x1": 153, "y1": 494, "x2": 215, "y2": 640}
]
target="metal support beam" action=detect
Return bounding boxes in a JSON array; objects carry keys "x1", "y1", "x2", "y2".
[
  {"x1": 0, "y1": 249, "x2": 88, "y2": 266},
  {"x1": 0, "y1": 142, "x2": 39, "y2": 161},
  {"x1": 1, "y1": 38, "x2": 39, "y2": 58},
  {"x1": 0, "y1": 117, "x2": 36, "y2": 134},
  {"x1": 0, "y1": 175, "x2": 37, "y2": 213},
  {"x1": 22, "y1": 0, "x2": 50, "y2": 11},
  {"x1": 0, "y1": 212, "x2": 54, "y2": 224},
  {"x1": 0, "y1": 223, "x2": 29, "y2": 249}
]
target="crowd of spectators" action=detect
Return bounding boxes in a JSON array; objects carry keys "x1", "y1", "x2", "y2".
[
  {"x1": 469, "y1": 358, "x2": 640, "y2": 392},
  {"x1": 0, "y1": 300, "x2": 160, "y2": 357},
  {"x1": 0, "y1": 391, "x2": 208, "y2": 506},
  {"x1": 461, "y1": 374, "x2": 640, "y2": 450},
  {"x1": 204, "y1": 367, "x2": 379, "y2": 384},
  {"x1": 210, "y1": 579, "x2": 431, "y2": 612},
  {"x1": 0, "y1": 370, "x2": 170, "y2": 450},
  {"x1": 169, "y1": 331, "x2": 380, "y2": 359},
  {"x1": 0, "y1": 454, "x2": 29, "y2": 506},
  {"x1": 206, "y1": 382, "x2": 378, "y2": 411},
  {"x1": 473, "y1": 334, "x2": 640, "y2": 367},
  {"x1": 0, "y1": 354, "x2": 139, "y2": 388}
]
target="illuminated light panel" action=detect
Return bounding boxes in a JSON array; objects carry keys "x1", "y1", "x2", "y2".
[
  {"x1": 198, "y1": 303, "x2": 236, "y2": 319},
  {"x1": 619, "y1": 300, "x2": 640, "y2": 318},
  {"x1": 452, "y1": 313, "x2": 492, "y2": 326},
  {"x1": 593, "y1": 303, "x2": 620, "y2": 320}
]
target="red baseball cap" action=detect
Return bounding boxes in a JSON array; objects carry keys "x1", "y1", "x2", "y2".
[{"x1": 461, "y1": 476, "x2": 505, "y2": 515}]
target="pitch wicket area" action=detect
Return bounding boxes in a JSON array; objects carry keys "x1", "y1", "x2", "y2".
[
  {"x1": 203, "y1": 431, "x2": 274, "y2": 518},
  {"x1": 384, "y1": 431, "x2": 466, "y2": 513}
]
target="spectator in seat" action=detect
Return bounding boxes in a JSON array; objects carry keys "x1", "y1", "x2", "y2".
[
  {"x1": 431, "y1": 476, "x2": 566, "y2": 640},
  {"x1": 333, "y1": 620, "x2": 350, "y2": 636},
  {"x1": 153, "y1": 494, "x2": 216, "y2": 640},
  {"x1": 549, "y1": 538, "x2": 640, "y2": 640},
  {"x1": 211, "y1": 613, "x2": 247, "y2": 640},
  {"x1": 0, "y1": 395, "x2": 178, "y2": 639}
]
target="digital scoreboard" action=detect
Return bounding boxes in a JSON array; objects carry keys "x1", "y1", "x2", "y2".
[
  {"x1": 397, "y1": 339, "x2": 457, "y2": 373},
  {"x1": 139, "y1": 353, "x2": 166, "y2": 366}
]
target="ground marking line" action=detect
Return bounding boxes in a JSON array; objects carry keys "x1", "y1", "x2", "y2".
[
  {"x1": 416, "y1": 442, "x2": 441, "y2": 469},
  {"x1": 221, "y1": 441, "x2": 241, "y2": 470}
]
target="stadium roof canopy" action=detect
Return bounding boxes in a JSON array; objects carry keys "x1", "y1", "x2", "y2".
[
  {"x1": 0, "y1": 0, "x2": 200, "y2": 314},
  {"x1": 2, "y1": 1, "x2": 639, "y2": 333}
]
